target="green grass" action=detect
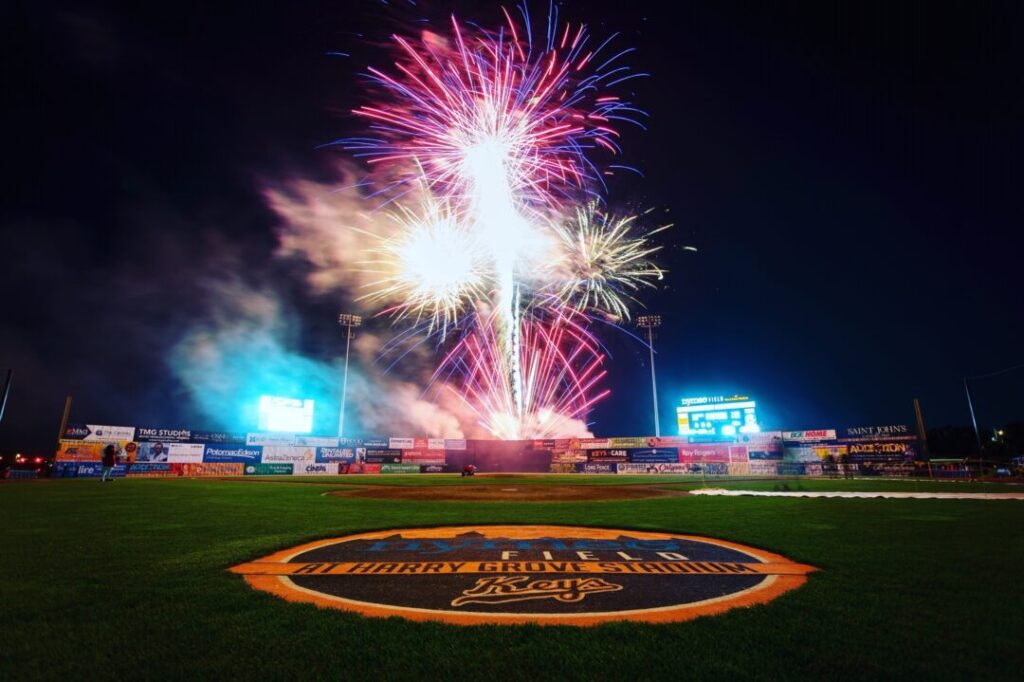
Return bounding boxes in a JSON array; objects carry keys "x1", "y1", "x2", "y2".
[
  {"x1": 660, "y1": 477, "x2": 1024, "y2": 493},
  {"x1": 2, "y1": 477, "x2": 1022, "y2": 680},
  {"x1": 234, "y1": 473, "x2": 1024, "y2": 494}
]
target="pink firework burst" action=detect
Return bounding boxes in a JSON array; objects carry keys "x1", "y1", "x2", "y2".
[
  {"x1": 435, "y1": 308, "x2": 610, "y2": 439},
  {"x1": 343, "y1": 6, "x2": 645, "y2": 212}
]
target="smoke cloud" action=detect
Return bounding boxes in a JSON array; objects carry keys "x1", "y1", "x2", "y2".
[{"x1": 260, "y1": 168, "x2": 592, "y2": 438}]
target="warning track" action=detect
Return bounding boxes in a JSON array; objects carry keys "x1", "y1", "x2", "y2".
[{"x1": 327, "y1": 484, "x2": 686, "y2": 502}]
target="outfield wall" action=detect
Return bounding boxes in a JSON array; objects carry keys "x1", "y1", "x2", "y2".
[{"x1": 52, "y1": 423, "x2": 927, "y2": 478}]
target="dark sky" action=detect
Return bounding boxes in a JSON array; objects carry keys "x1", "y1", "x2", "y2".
[{"x1": 2, "y1": 0, "x2": 1022, "y2": 453}]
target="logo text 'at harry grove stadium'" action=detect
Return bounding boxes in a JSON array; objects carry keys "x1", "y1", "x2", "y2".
[{"x1": 230, "y1": 526, "x2": 816, "y2": 625}]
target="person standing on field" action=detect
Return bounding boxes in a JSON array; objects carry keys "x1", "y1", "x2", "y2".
[{"x1": 101, "y1": 444, "x2": 117, "y2": 482}]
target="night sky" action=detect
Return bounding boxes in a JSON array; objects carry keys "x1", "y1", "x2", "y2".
[{"x1": 3, "y1": 0, "x2": 1022, "y2": 453}]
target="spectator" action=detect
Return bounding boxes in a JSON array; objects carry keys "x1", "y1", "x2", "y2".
[{"x1": 101, "y1": 444, "x2": 117, "y2": 482}]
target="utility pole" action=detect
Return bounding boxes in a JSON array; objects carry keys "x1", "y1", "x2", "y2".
[
  {"x1": 0, "y1": 369, "x2": 11, "y2": 425},
  {"x1": 337, "y1": 313, "x2": 362, "y2": 439},
  {"x1": 56, "y1": 395, "x2": 72, "y2": 454},
  {"x1": 963, "y1": 377, "x2": 984, "y2": 464},
  {"x1": 636, "y1": 315, "x2": 662, "y2": 437},
  {"x1": 961, "y1": 361, "x2": 1024, "y2": 472},
  {"x1": 913, "y1": 397, "x2": 929, "y2": 458}
]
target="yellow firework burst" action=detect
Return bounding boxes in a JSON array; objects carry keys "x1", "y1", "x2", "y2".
[
  {"x1": 358, "y1": 201, "x2": 489, "y2": 333},
  {"x1": 547, "y1": 202, "x2": 668, "y2": 320}
]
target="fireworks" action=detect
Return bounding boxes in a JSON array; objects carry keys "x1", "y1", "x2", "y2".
[
  {"x1": 357, "y1": 201, "x2": 488, "y2": 333},
  {"x1": 546, "y1": 202, "x2": 668, "y2": 321},
  {"x1": 345, "y1": 9, "x2": 645, "y2": 213},
  {"x1": 436, "y1": 310, "x2": 610, "y2": 439},
  {"x1": 341, "y1": 6, "x2": 666, "y2": 438}
]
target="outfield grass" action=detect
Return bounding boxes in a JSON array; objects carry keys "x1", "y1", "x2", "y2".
[
  {"x1": 243, "y1": 473, "x2": 1024, "y2": 494},
  {"x1": 2, "y1": 477, "x2": 1022, "y2": 680}
]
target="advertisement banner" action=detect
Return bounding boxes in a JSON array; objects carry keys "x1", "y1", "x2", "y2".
[
  {"x1": 686, "y1": 434, "x2": 736, "y2": 444},
  {"x1": 363, "y1": 438, "x2": 389, "y2": 448},
  {"x1": 841, "y1": 425, "x2": 916, "y2": 441},
  {"x1": 381, "y1": 463, "x2": 422, "y2": 474},
  {"x1": 294, "y1": 462, "x2": 340, "y2": 476},
  {"x1": 389, "y1": 437, "x2": 415, "y2": 450},
  {"x1": 63, "y1": 462, "x2": 107, "y2": 477},
  {"x1": 181, "y1": 462, "x2": 244, "y2": 476},
  {"x1": 126, "y1": 462, "x2": 174, "y2": 476},
  {"x1": 400, "y1": 449, "x2": 446, "y2": 463},
  {"x1": 746, "y1": 433, "x2": 784, "y2": 460},
  {"x1": 410, "y1": 438, "x2": 428, "y2": 449},
  {"x1": 728, "y1": 446, "x2": 750, "y2": 462},
  {"x1": 646, "y1": 436, "x2": 689, "y2": 447},
  {"x1": 578, "y1": 438, "x2": 612, "y2": 449},
  {"x1": 57, "y1": 441, "x2": 137, "y2": 462},
  {"x1": 588, "y1": 449, "x2": 629, "y2": 462},
  {"x1": 246, "y1": 432, "x2": 297, "y2": 447},
  {"x1": 748, "y1": 449, "x2": 783, "y2": 461},
  {"x1": 783, "y1": 445, "x2": 819, "y2": 463},
  {"x1": 339, "y1": 463, "x2": 381, "y2": 474},
  {"x1": 628, "y1": 447, "x2": 679, "y2": 463},
  {"x1": 616, "y1": 462, "x2": 692, "y2": 474},
  {"x1": 135, "y1": 442, "x2": 173, "y2": 463},
  {"x1": 550, "y1": 450, "x2": 587, "y2": 463},
  {"x1": 609, "y1": 437, "x2": 649, "y2": 448},
  {"x1": 316, "y1": 446, "x2": 360, "y2": 463},
  {"x1": 678, "y1": 445, "x2": 730, "y2": 463},
  {"x1": 261, "y1": 446, "x2": 315, "y2": 463},
  {"x1": 191, "y1": 431, "x2": 246, "y2": 444},
  {"x1": 293, "y1": 436, "x2": 339, "y2": 448},
  {"x1": 749, "y1": 461, "x2": 779, "y2": 476},
  {"x1": 805, "y1": 463, "x2": 824, "y2": 476},
  {"x1": 783, "y1": 429, "x2": 837, "y2": 442},
  {"x1": 70, "y1": 458, "x2": 131, "y2": 475},
  {"x1": 532, "y1": 439, "x2": 556, "y2": 450},
  {"x1": 845, "y1": 441, "x2": 916, "y2": 462},
  {"x1": 63, "y1": 424, "x2": 136, "y2": 442},
  {"x1": 727, "y1": 462, "x2": 752, "y2": 476},
  {"x1": 165, "y1": 443, "x2": 206, "y2": 463},
  {"x1": 135, "y1": 427, "x2": 192, "y2": 442},
  {"x1": 444, "y1": 438, "x2": 467, "y2": 450},
  {"x1": 244, "y1": 463, "x2": 293, "y2": 475},
  {"x1": 691, "y1": 462, "x2": 729, "y2": 475},
  {"x1": 575, "y1": 462, "x2": 617, "y2": 474},
  {"x1": 364, "y1": 450, "x2": 403, "y2": 464},
  {"x1": 56, "y1": 440, "x2": 105, "y2": 461},
  {"x1": 426, "y1": 438, "x2": 445, "y2": 450},
  {"x1": 420, "y1": 464, "x2": 449, "y2": 473},
  {"x1": 338, "y1": 437, "x2": 364, "y2": 447},
  {"x1": 811, "y1": 444, "x2": 848, "y2": 461},
  {"x1": 738, "y1": 431, "x2": 784, "y2": 446},
  {"x1": 202, "y1": 445, "x2": 262, "y2": 463}
]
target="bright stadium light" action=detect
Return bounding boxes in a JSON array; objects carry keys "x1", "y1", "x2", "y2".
[
  {"x1": 636, "y1": 315, "x2": 662, "y2": 436},
  {"x1": 337, "y1": 313, "x2": 363, "y2": 438},
  {"x1": 258, "y1": 395, "x2": 314, "y2": 433}
]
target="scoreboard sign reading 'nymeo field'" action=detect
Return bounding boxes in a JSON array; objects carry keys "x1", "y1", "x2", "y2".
[{"x1": 230, "y1": 525, "x2": 815, "y2": 626}]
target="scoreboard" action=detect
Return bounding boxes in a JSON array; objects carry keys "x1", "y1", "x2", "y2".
[{"x1": 676, "y1": 395, "x2": 760, "y2": 437}]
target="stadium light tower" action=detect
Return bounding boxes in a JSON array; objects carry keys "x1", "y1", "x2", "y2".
[
  {"x1": 636, "y1": 315, "x2": 662, "y2": 437},
  {"x1": 337, "y1": 313, "x2": 363, "y2": 438}
]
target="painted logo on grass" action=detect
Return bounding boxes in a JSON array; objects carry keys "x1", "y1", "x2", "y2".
[{"x1": 230, "y1": 525, "x2": 815, "y2": 626}]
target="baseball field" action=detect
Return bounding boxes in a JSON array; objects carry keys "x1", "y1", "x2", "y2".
[{"x1": 2, "y1": 475, "x2": 1022, "y2": 680}]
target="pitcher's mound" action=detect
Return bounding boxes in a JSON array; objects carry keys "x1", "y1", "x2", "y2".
[{"x1": 329, "y1": 484, "x2": 685, "y2": 502}]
